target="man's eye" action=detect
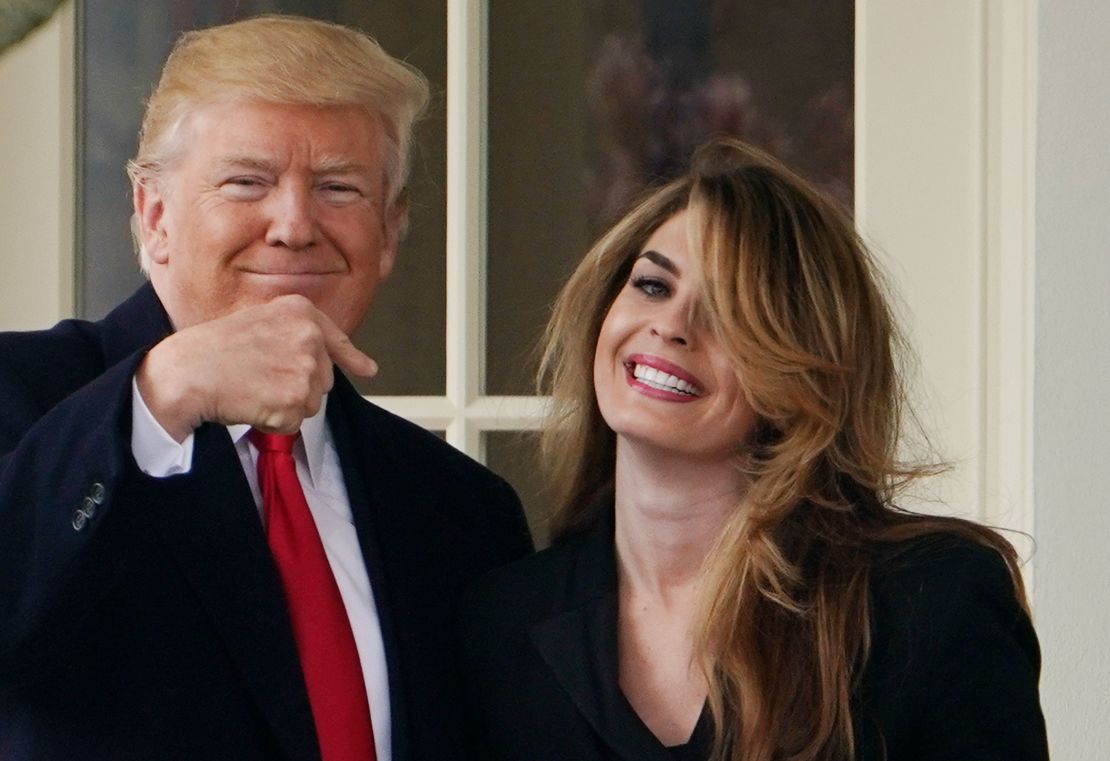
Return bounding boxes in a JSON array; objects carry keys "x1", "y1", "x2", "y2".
[
  {"x1": 220, "y1": 178, "x2": 267, "y2": 199},
  {"x1": 318, "y1": 183, "x2": 363, "y2": 203}
]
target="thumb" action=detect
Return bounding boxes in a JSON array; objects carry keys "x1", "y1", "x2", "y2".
[{"x1": 320, "y1": 319, "x2": 378, "y2": 379}]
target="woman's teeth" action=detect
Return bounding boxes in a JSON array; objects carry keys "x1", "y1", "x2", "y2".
[{"x1": 632, "y1": 364, "x2": 700, "y2": 396}]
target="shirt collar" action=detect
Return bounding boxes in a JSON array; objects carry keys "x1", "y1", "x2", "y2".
[{"x1": 228, "y1": 394, "x2": 329, "y2": 489}]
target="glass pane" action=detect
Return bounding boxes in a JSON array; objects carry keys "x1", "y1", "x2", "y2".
[
  {"x1": 486, "y1": 0, "x2": 855, "y2": 394},
  {"x1": 78, "y1": 0, "x2": 446, "y2": 395},
  {"x1": 485, "y1": 431, "x2": 550, "y2": 549}
]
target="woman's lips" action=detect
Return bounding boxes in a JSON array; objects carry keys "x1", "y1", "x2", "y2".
[{"x1": 624, "y1": 353, "x2": 703, "y2": 402}]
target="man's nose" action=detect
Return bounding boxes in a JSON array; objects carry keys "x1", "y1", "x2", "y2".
[{"x1": 264, "y1": 184, "x2": 316, "y2": 249}]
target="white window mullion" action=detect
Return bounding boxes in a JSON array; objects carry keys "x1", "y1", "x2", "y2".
[
  {"x1": 444, "y1": 0, "x2": 487, "y2": 458},
  {"x1": 362, "y1": 397, "x2": 457, "y2": 432},
  {"x1": 466, "y1": 396, "x2": 548, "y2": 431}
]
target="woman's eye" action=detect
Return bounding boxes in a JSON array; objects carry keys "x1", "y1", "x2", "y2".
[{"x1": 631, "y1": 275, "x2": 670, "y2": 298}]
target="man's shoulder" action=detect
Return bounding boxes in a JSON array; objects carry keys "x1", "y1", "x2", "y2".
[
  {"x1": 0, "y1": 317, "x2": 106, "y2": 403},
  {"x1": 343, "y1": 390, "x2": 512, "y2": 488},
  {"x1": 1, "y1": 284, "x2": 167, "y2": 395},
  {"x1": 0, "y1": 317, "x2": 102, "y2": 365}
]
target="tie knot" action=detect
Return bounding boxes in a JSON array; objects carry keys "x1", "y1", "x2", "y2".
[{"x1": 248, "y1": 429, "x2": 298, "y2": 454}]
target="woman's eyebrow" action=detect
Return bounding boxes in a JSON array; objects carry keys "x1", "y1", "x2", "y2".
[{"x1": 636, "y1": 250, "x2": 680, "y2": 275}]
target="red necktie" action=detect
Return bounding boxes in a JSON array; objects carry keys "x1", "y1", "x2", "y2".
[{"x1": 249, "y1": 430, "x2": 377, "y2": 761}]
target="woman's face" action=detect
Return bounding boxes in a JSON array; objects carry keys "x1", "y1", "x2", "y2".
[{"x1": 593, "y1": 208, "x2": 758, "y2": 462}]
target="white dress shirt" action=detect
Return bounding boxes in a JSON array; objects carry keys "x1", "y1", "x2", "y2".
[{"x1": 131, "y1": 381, "x2": 392, "y2": 761}]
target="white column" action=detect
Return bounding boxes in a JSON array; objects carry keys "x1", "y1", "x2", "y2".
[{"x1": 0, "y1": 1, "x2": 75, "y2": 330}]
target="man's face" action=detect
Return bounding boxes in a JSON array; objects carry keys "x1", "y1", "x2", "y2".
[{"x1": 136, "y1": 99, "x2": 399, "y2": 335}]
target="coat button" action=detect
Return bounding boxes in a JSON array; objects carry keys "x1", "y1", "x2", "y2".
[
  {"x1": 72, "y1": 509, "x2": 88, "y2": 532},
  {"x1": 81, "y1": 496, "x2": 97, "y2": 520},
  {"x1": 89, "y1": 482, "x2": 106, "y2": 505}
]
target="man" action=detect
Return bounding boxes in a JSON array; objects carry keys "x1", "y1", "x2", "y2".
[{"x1": 0, "y1": 16, "x2": 532, "y2": 761}]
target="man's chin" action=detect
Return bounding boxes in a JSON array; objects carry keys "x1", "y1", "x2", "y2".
[{"x1": 241, "y1": 271, "x2": 341, "y2": 294}]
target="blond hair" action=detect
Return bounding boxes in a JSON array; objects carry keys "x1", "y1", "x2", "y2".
[
  {"x1": 539, "y1": 138, "x2": 1025, "y2": 761},
  {"x1": 127, "y1": 15, "x2": 429, "y2": 269}
]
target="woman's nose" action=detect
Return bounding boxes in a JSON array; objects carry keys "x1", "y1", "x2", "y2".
[{"x1": 650, "y1": 303, "x2": 692, "y2": 346}]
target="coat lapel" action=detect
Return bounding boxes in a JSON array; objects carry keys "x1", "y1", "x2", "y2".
[
  {"x1": 97, "y1": 282, "x2": 174, "y2": 368},
  {"x1": 325, "y1": 379, "x2": 411, "y2": 761},
  {"x1": 529, "y1": 518, "x2": 677, "y2": 761}
]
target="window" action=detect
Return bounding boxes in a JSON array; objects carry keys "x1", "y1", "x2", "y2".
[{"x1": 78, "y1": 0, "x2": 853, "y2": 544}]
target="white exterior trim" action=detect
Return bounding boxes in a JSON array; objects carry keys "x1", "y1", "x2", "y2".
[{"x1": 855, "y1": 1, "x2": 1035, "y2": 559}]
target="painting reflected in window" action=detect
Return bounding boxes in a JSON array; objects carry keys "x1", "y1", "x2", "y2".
[
  {"x1": 585, "y1": 0, "x2": 853, "y2": 230},
  {"x1": 486, "y1": 1, "x2": 854, "y2": 395}
]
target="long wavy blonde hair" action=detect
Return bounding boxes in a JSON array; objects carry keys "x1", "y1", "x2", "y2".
[{"x1": 538, "y1": 138, "x2": 1026, "y2": 761}]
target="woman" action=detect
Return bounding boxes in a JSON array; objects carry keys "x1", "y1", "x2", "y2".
[{"x1": 459, "y1": 139, "x2": 1048, "y2": 761}]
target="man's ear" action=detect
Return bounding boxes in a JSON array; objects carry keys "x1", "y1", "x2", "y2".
[
  {"x1": 133, "y1": 177, "x2": 170, "y2": 265},
  {"x1": 378, "y1": 192, "x2": 409, "y2": 280}
]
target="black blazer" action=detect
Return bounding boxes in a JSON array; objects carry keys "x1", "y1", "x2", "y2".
[
  {"x1": 0, "y1": 284, "x2": 534, "y2": 761},
  {"x1": 459, "y1": 512, "x2": 1049, "y2": 761}
]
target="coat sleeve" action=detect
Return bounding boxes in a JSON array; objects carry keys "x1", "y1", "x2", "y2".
[{"x1": 0, "y1": 340, "x2": 147, "y2": 689}]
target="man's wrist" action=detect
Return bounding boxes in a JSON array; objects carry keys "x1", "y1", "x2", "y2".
[
  {"x1": 135, "y1": 338, "x2": 202, "y2": 443},
  {"x1": 131, "y1": 375, "x2": 195, "y2": 476}
]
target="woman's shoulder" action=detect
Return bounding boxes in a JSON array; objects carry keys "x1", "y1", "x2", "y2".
[
  {"x1": 864, "y1": 529, "x2": 1036, "y2": 676},
  {"x1": 869, "y1": 531, "x2": 1020, "y2": 607},
  {"x1": 858, "y1": 532, "x2": 1047, "y2": 758}
]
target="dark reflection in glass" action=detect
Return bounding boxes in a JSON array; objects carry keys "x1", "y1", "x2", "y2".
[
  {"x1": 485, "y1": 431, "x2": 550, "y2": 549},
  {"x1": 78, "y1": 0, "x2": 446, "y2": 394},
  {"x1": 487, "y1": 0, "x2": 854, "y2": 395}
]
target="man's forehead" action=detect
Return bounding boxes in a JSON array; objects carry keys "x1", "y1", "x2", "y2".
[{"x1": 176, "y1": 100, "x2": 385, "y2": 173}]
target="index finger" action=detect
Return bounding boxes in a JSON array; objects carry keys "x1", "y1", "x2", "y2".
[{"x1": 317, "y1": 314, "x2": 379, "y2": 379}]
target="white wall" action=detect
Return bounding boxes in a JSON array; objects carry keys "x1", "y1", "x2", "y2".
[
  {"x1": 0, "y1": 2, "x2": 74, "y2": 330},
  {"x1": 1034, "y1": 1, "x2": 1110, "y2": 757}
]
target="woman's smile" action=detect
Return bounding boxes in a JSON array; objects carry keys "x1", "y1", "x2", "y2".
[{"x1": 624, "y1": 354, "x2": 703, "y2": 401}]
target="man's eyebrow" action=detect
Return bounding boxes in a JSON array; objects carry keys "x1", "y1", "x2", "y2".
[
  {"x1": 216, "y1": 155, "x2": 279, "y2": 173},
  {"x1": 313, "y1": 157, "x2": 374, "y2": 175},
  {"x1": 636, "y1": 250, "x2": 680, "y2": 275},
  {"x1": 213, "y1": 156, "x2": 374, "y2": 176}
]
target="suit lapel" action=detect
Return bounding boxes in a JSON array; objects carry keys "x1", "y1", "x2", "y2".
[
  {"x1": 143, "y1": 424, "x2": 320, "y2": 761},
  {"x1": 530, "y1": 519, "x2": 676, "y2": 761},
  {"x1": 325, "y1": 378, "x2": 411, "y2": 761}
]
